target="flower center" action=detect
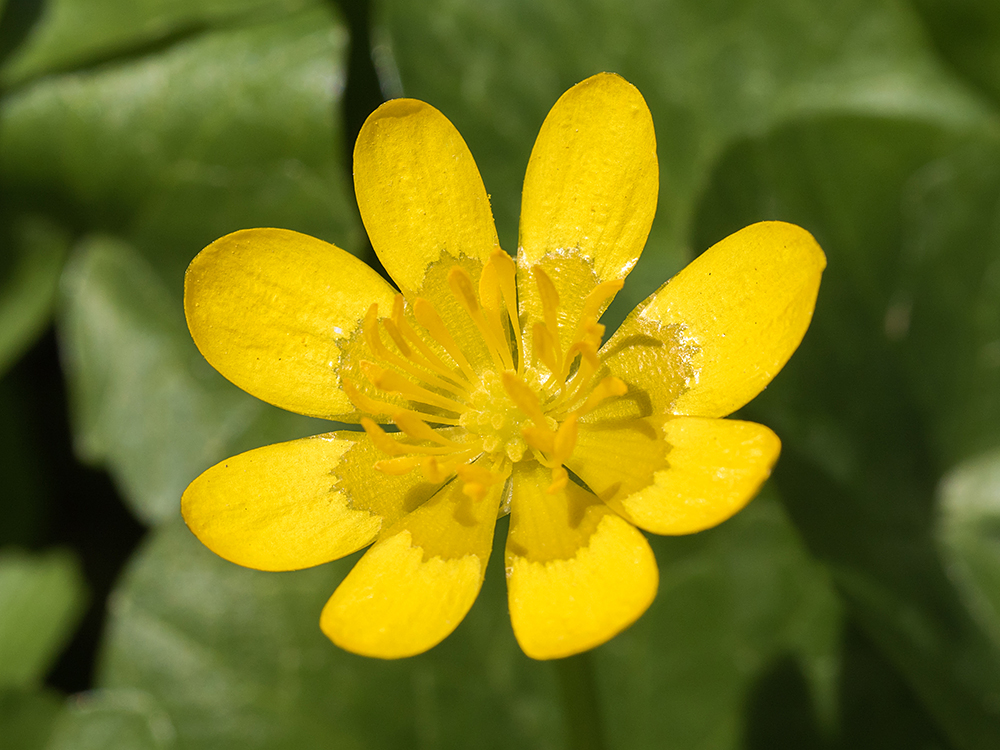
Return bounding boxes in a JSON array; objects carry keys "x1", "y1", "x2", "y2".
[{"x1": 342, "y1": 249, "x2": 626, "y2": 501}]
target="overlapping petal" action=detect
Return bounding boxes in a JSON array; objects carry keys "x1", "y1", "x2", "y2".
[
  {"x1": 182, "y1": 432, "x2": 441, "y2": 572},
  {"x1": 354, "y1": 99, "x2": 500, "y2": 299},
  {"x1": 601, "y1": 221, "x2": 825, "y2": 419},
  {"x1": 519, "y1": 72, "x2": 658, "y2": 285},
  {"x1": 321, "y1": 466, "x2": 502, "y2": 659},
  {"x1": 184, "y1": 228, "x2": 396, "y2": 420},
  {"x1": 505, "y1": 463, "x2": 658, "y2": 660},
  {"x1": 568, "y1": 416, "x2": 781, "y2": 535},
  {"x1": 516, "y1": 73, "x2": 658, "y2": 350}
]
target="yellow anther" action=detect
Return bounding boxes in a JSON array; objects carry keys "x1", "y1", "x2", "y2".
[
  {"x1": 421, "y1": 456, "x2": 451, "y2": 484},
  {"x1": 532, "y1": 265, "x2": 562, "y2": 369},
  {"x1": 500, "y1": 371, "x2": 548, "y2": 428},
  {"x1": 489, "y1": 250, "x2": 523, "y2": 372},
  {"x1": 343, "y1": 379, "x2": 461, "y2": 426},
  {"x1": 455, "y1": 462, "x2": 497, "y2": 486},
  {"x1": 479, "y1": 256, "x2": 502, "y2": 315},
  {"x1": 388, "y1": 299, "x2": 468, "y2": 389},
  {"x1": 477, "y1": 258, "x2": 515, "y2": 370},
  {"x1": 448, "y1": 266, "x2": 480, "y2": 313},
  {"x1": 361, "y1": 418, "x2": 406, "y2": 456},
  {"x1": 578, "y1": 376, "x2": 628, "y2": 415},
  {"x1": 393, "y1": 412, "x2": 454, "y2": 445},
  {"x1": 579, "y1": 279, "x2": 624, "y2": 326},
  {"x1": 532, "y1": 322, "x2": 561, "y2": 377},
  {"x1": 456, "y1": 463, "x2": 500, "y2": 501},
  {"x1": 552, "y1": 413, "x2": 578, "y2": 465},
  {"x1": 381, "y1": 317, "x2": 412, "y2": 357},
  {"x1": 564, "y1": 338, "x2": 600, "y2": 371},
  {"x1": 448, "y1": 266, "x2": 511, "y2": 372},
  {"x1": 360, "y1": 360, "x2": 467, "y2": 413},
  {"x1": 413, "y1": 298, "x2": 480, "y2": 384},
  {"x1": 362, "y1": 302, "x2": 469, "y2": 398},
  {"x1": 547, "y1": 465, "x2": 569, "y2": 495},
  {"x1": 362, "y1": 303, "x2": 390, "y2": 358},
  {"x1": 521, "y1": 424, "x2": 556, "y2": 454}
]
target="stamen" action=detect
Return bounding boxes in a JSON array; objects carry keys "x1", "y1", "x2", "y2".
[
  {"x1": 360, "y1": 418, "x2": 406, "y2": 456},
  {"x1": 342, "y1": 379, "x2": 461, "y2": 426},
  {"x1": 363, "y1": 303, "x2": 470, "y2": 398},
  {"x1": 360, "y1": 360, "x2": 468, "y2": 414},
  {"x1": 455, "y1": 462, "x2": 501, "y2": 500},
  {"x1": 531, "y1": 322, "x2": 561, "y2": 380},
  {"x1": 521, "y1": 424, "x2": 556, "y2": 454},
  {"x1": 387, "y1": 298, "x2": 472, "y2": 391},
  {"x1": 448, "y1": 267, "x2": 512, "y2": 372},
  {"x1": 547, "y1": 466, "x2": 569, "y2": 494},
  {"x1": 577, "y1": 376, "x2": 628, "y2": 416},
  {"x1": 552, "y1": 413, "x2": 578, "y2": 465},
  {"x1": 479, "y1": 256, "x2": 517, "y2": 371},
  {"x1": 393, "y1": 412, "x2": 457, "y2": 445},
  {"x1": 500, "y1": 371, "x2": 548, "y2": 428},
  {"x1": 361, "y1": 417, "x2": 457, "y2": 456},
  {"x1": 558, "y1": 333, "x2": 602, "y2": 390},
  {"x1": 532, "y1": 265, "x2": 562, "y2": 375},
  {"x1": 577, "y1": 279, "x2": 624, "y2": 335},
  {"x1": 421, "y1": 456, "x2": 450, "y2": 483},
  {"x1": 547, "y1": 341, "x2": 600, "y2": 414},
  {"x1": 413, "y1": 298, "x2": 481, "y2": 385},
  {"x1": 488, "y1": 250, "x2": 524, "y2": 373}
]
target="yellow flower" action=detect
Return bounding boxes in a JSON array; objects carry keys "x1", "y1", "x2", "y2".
[{"x1": 181, "y1": 73, "x2": 825, "y2": 660}]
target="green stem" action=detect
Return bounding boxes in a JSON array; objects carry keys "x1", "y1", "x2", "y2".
[{"x1": 554, "y1": 651, "x2": 605, "y2": 750}]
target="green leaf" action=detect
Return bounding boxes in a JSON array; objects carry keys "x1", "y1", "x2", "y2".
[
  {"x1": 910, "y1": 0, "x2": 1000, "y2": 105},
  {"x1": 45, "y1": 689, "x2": 174, "y2": 750},
  {"x1": 692, "y1": 116, "x2": 1000, "y2": 748},
  {"x1": 894, "y1": 141, "x2": 1000, "y2": 465},
  {"x1": 1, "y1": 0, "x2": 320, "y2": 86},
  {"x1": 1, "y1": 4, "x2": 361, "y2": 288},
  {"x1": 59, "y1": 236, "x2": 328, "y2": 525},
  {"x1": 939, "y1": 449, "x2": 1000, "y2": 650},
  {"x1": 374, "y1": 0, "x2": 992, "y2": 323},
  {"x1": 0, "y1": 688, "x2": 64, "y2": 750},
  {"x1": 94, "y1": 490, "x2": 838, "y2": 750},
  {"x1": 598, "y1": 492, "x2": 842, "y2": 750},
  {"x1": 0, "y1": 549, "x2": 86, "y2": 688},
  {"x1": 97, "y1": 518, "x2": 565, "y2": 750},
  {"x1": 0, "y1": 216, "x2": 70, "y2": 378}
]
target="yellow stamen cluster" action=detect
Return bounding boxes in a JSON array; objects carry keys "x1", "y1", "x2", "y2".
[{"x1": 345, "y1": 250, "x2": 626, "y2": 502}]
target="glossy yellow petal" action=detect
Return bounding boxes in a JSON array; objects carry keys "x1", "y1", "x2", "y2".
[
  {"x1": 605, "y1": 221, "x2": 825, "y2": 419},
  {"x1": 185, "y1": 228, "x2": 396, "y2": 420},
  {"x1": 519, "y1": 72, "x2": 658, "y2": 285},
  {"x1": 506, "y1": 462, "x2": 658, "y2": 660},
  {"x1": 569, "y1": 416, "x2": 780, "y2": 535},
  {"x1": 354, "y1": 99, "x2": 500, "y2": 298},
  {"x1": 516, "y1": 74, "x2": 657, "y2": 359},
  {"x1": 321, "y1": 466, "x2": 502, "y2": 658},
  {"x1": 182, "y1": 432, "x2": 441, "y2": 572}
]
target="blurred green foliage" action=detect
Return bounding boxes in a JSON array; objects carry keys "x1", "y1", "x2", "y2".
[{"x1": 3, "y1": 0, "x2": 1000, "y2": 748}]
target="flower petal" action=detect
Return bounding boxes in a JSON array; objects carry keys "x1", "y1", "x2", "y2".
[
  {"x1": 519, "y1": 72, "x2": 658, "y2": 285},
  {"x1": 603, "y1": 221, "x2": 825, "y2": 419},
  {"x1": 354, "y1": 98, "x2": 500, "y2": 298},
  {"x1": 321, "y1": 466, "x2": 502, "y2": 658},
  {"x1": 568, "y1": 416, "x2": 780, "y2": 535},
  {"x1": 505, "y1": 462, "x2": 658, "y2": 660},
  {"x1": 181, "y1": 432, "x2": 440, "y2": 572},
  {"x1": 185, "y1": 228, "x2": 396, "y2": 420}
]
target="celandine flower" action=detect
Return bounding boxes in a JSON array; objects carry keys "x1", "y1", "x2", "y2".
[{"x1": 181, "y1": 73, "x2": 825, "y2": 660}]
